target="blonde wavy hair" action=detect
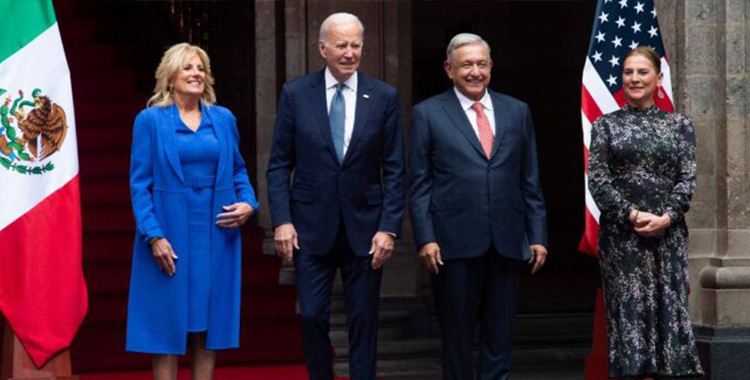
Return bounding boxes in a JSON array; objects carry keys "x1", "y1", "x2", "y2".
[{"x1": 147, "y1": 43, "x2": 216, "y2": 107}]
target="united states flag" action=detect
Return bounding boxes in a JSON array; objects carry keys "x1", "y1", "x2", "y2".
[{"x1": 579, "y1": 0, "x2": 673, "y2": 256}]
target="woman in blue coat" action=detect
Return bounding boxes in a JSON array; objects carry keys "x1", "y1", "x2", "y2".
[{"x1": 126, "y1": 43, "x2": 259, "y2": 380}]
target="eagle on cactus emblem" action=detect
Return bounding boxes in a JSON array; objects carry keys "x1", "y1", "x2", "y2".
[{"x1": 0, "y1": 88, "x2": 67, "y2": 175}]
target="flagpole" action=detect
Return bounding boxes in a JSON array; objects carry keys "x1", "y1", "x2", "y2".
[{"x1": 1, "y1": 322, "x2": 77, "y2": 380}]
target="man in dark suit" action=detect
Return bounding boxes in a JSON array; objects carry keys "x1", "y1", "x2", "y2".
[
  {"x1": 266, "y1": 12, "x2": 405, "y2": 380},
  {"x1": 409, "y1": 33, "x2": 548, "y2": 380}
]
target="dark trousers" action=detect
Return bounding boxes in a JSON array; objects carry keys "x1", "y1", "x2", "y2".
[
  {"x1": 294, "y1": 222, "x2": 383, "y2": 380},
  {"x1": 432, "y1": 251, "x2": 523, "y2": 380}
]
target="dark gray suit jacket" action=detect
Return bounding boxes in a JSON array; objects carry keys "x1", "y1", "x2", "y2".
[{"x1": 409, "y1": 89, "x2": 548, "y2": 260}]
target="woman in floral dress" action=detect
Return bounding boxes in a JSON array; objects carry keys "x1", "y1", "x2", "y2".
[{"x1": 588, "y1": 47, "x2": 704, "y2": 379}]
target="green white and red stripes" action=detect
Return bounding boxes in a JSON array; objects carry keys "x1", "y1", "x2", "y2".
[{"x1": 0, "y1": 0, "x2": 87, "y2": 367}]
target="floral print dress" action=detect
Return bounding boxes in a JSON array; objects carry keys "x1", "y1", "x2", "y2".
[{"x1": 588, "y1": 104, "x2": 703, "y2": 379}]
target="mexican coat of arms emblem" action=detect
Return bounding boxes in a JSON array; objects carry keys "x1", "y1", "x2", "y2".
[{"x1": 0, "y1": 88, "x2": 68, "y2": 175}]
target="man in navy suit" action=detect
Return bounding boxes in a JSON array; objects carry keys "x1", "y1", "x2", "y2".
[
  {"x1": 266, "y1": 12, "x2": 404, "y2": 380},
  {"x1": 409, "y1": 33, "x2": 548, "y2": 380}
]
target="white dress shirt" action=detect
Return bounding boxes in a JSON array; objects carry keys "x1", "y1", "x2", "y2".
[
  {"x1": 325, "y1": 68, "x2": 358, "y2": 156},
  {"x1": 453, "y1": 87, "x2": 496, "y2": 138}
]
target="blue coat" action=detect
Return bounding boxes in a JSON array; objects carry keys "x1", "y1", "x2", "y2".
[
  {"x1": 409, "y1": 89, "x2": 548, "y2": 260},
  {"x1": 266, "y1": 70, "x2": 405, "y2": 256},
  {"x1": 126, "y1": 104, "x2": 259, "y2": 354}
]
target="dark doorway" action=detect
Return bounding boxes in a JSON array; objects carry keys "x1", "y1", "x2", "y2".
[{"x1": 412, "y1": 0, "x2": 600, "y2": 314}]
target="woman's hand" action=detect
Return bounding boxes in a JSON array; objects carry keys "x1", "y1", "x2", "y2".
[
  {"x1": 150, "y1": 238, "x2": 178, "y2": 276},
  {"x1": 216, "y1": 202, "x2": 254, "y2": 229},
  {"x1": 633, "y1": 211, "x2": 671, "y2": 237}
]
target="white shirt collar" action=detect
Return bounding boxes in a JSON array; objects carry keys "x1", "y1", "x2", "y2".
[
  {"x1": 325, "y1": 67, "x2": 358, "y2": 92},
  {"x1": 453, "y1": 87, "x2": 492, "y2": 112}
]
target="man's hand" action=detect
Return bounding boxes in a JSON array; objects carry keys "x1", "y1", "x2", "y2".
[
  {"x1": 150, "y1": 238, "x2": 178, "y2": 276},
  {"x1": 528, "y1": 244, "x2": 547, "y2": 274},
  {"x1": 418, "y1": 242, "x2": 443, "y2": 274},
  {"x1": 274, "y1": 223, "x2": 299, "y2": 263},
  {"x1": 369, "y1": 232, "x2": 395, "y2": 269},
  {"x1": 634, "y1": 212, "x2": 671, "y2": 237}
]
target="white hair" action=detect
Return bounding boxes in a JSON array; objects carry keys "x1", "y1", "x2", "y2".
[
  {"x1": 319, "y1": 12, "x2": 364, "y2": 42},
  {"x1": 446, "y1": 33, "x2": 492, "y2": 64}
]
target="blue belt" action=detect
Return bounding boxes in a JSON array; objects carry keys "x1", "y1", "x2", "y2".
[{"x1": 184, "y1": 175, "x2": 216, "y2": 188}]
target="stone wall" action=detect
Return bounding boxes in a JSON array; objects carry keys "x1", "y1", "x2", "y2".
[
  {"x1": 657, "y1": 0, "x2": 750, "y2": 327},
  {"x1": 659, "y1": 0, "x2": 750, "y2": 377}
]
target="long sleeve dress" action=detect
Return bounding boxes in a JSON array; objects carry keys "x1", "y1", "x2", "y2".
[
  {"x1": 174, "y1": 113, "x2": 219, "y2": 332},
  {"x1": 127, "y1": 104, "x2": 260, "y2": 353},
  {"x1": 588, "y1": 104, "x2": 703, "y2": 379}
]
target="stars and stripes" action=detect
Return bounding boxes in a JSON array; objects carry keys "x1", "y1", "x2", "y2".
[{"x1": 579, "y1": 0, "x2": 674, "y2": 256}]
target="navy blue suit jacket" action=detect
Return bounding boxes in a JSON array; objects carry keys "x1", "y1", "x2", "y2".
[
  {"x1": 267, "y1": 69, "x2": 405, "y2": 256},
  {"x1": 409, "y1": 89, "x2": 548, "y2": 261}
]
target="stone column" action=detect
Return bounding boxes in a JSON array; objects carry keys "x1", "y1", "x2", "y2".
[
  {"x1": 255, "y1": 0, "x2": 304, "y2": 286},
  {"x1": 255, "y1": 0, "x2": 280, "y2": 235},
  {"x1": 379, "y1": 1, "x2": 417, "y2": 299},
  {"x1": 661, "y1": 0, "x2": 750, "y2": 377}
]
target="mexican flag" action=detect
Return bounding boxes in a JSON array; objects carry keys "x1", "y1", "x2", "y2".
[{"x1": 0, "y1": 0, "x2": 87, "y2": 367}]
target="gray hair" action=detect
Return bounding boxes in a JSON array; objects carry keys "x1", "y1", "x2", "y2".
[
  {"x1": 446, "y1": 33, "x2": 492, "y2": 63},
  {"x1": 319, "y1": 13, "x2": 365, "y2": 42}
]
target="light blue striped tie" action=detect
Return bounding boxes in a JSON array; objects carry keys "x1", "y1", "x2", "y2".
[{"x1": 329, "y1": 83, "x2": 345, "y2": 163}]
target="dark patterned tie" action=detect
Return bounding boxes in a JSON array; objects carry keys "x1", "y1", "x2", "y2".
[{"x1": 329, "y1": 83, "x2": 345, "y2": 163}]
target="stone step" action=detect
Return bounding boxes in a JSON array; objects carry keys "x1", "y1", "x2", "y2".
[
  {"x1": 519, "y1": 312, "x2": 593, "y2": 346},
  {"x1": 426, "y1": 312, "x2": 593, "y2": 346},
  {"x1": 334, "y1": 354, "x2": 441, "y2": 380},
  {"x1": 329, "y1": 309, "x2": 413, "y2": 346},
  {"x1": 512, "y1": 346, "x2": 590, "y2": 367},
  {"x1": 330, "y1": 305, "x2": 592, "y2": 379},
  {"x1": 334, "y1": 343, "x2": 589, "y2": 378},
  {"x1": 334, "y1": 338, "x2": 441, "y2": 360},
  {"x1": 330, "y1": 309, "x2": 411, "y2": 327},
  {"x1": 330, "y1": 321, "x2": 408, "y2": 347}
]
